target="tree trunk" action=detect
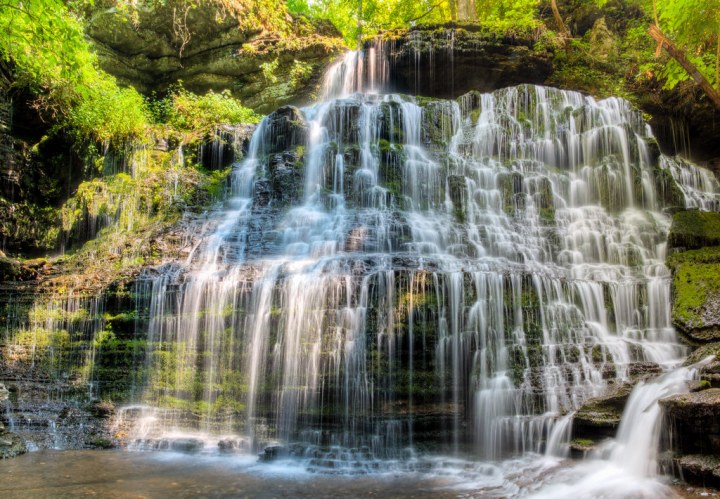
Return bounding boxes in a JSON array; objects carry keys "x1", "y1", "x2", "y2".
[
  {"x1": 715, "y1": 33, "x2": 720, "y2": 92},
  {"x1": 458, "y1": 0, "x2": 476, "y2": 20},
  {"x1": 356, "y1": 0, "x2": 363, "y2": 49},
  {"x1": 450, "y1": 0, "x2": 457, "y2": 22},
  {"x1": 649, "y1": 24, "x2": 720, "y2": 109},
  {"x1": 550, "y1": 0, "x2": 570, "y2": 41}
]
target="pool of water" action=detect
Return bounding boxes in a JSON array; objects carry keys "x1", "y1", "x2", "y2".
[{"x1": 0, "y1": 450, "x2": 717, "y2": 499}]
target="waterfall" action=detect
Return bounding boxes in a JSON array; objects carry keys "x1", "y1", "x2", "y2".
[
  {"x1": 119, "y1": 48, "x2": 720, "y2": 467},
  {"x1": 529, "y1": 359, "x2": 709, "y2": 498}
]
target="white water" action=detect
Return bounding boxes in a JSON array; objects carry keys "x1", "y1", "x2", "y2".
[{"x1": 113, "y1": 46, "x2": 720, "y2": 496}]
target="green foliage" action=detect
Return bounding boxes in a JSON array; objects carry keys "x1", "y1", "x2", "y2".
[
  {"x1": 115, "y1": 0, "x2": 293, "y2": 35},
  {"x1": 69, "y1": 79, "x2": 149, "y2": 143},
  {"x1": 164, "y1": 88, "x2": 261, "y2": 132},
  {"x1": 0, "y1": 0, "x2": 150, "y2": 142},
  {"x1": 474, "y1": 0, "x2": 542, "y2": 36},
  {"x1": 288, "y1": 0, "x2": 548, "y2": 46},
  {"x1": 290, "y1": 0, "x2": 458, "y2": 46},
  {"x1": 260, "y1": 58, "x2": 280, "y2": 84},
  {"x1": 655, "y1": 0, "x2": 720, "y2": 90},
  {"x1": 289, "y1": 59, "x2": 313, "y2": 89}
]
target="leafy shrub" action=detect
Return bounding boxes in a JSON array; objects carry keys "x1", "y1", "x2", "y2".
[{"x1": 163, "y1": 88, "x2": 262, "y2": 132}]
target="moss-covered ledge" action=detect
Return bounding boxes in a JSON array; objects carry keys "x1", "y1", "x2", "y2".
[
  {"x1": 667, "y1": 211, "x2": 720, "y2": 343},
  {"x1": 669, "y1": 210, "x2": 720, "y2": 251}
]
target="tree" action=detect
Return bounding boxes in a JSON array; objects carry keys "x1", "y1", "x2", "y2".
[{"x1": 649, "y1": 0, "x2": 720, "y2": 107}]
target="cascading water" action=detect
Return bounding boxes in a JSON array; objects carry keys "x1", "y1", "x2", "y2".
[{"x1": 117, "y1": 46, "x2": 720, "y2": 489}]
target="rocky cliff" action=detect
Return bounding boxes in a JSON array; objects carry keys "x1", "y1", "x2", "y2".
[{"x1": 86, "y1": 3, "x2": 344, "y2": 113}]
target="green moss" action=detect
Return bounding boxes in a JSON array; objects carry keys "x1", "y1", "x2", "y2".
[
  {"x1": 668, "y1": 245, "x2": 720, "y2": 341},
  {"x1": 497, "y1": 171, "x2": 523, "y2": 217},
  {"x1": 669, "y1": 211, "x2": 720, "y2": 251},
  {"x1": 668, "y1": 246, "x2": 720, "y2": 268},
  {"x1": 673, "y1": 263, "x2": 719, "y2": 328}
]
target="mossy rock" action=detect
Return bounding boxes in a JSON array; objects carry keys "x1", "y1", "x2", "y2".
[
  {"x1": 0, "y1": 257, "x2": 35, "y2": 282},
  {"x1": 668, "y1": 211, "x2": 720, "y2": 251},
  {"x1": 686, "y1": 343, "x2": 720, "y2": 366},
  {"x1": 0, "y1": 433, "x2": 27, "y2": 459},
  {"x1": 572, "y1": 381, "x2": 635, "y2": 439},
  {"x1": 668, "y1": 247, "x2": 720, "y2": 343}
]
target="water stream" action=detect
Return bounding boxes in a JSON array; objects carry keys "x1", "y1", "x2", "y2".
[{"x1": 104, "y1": 48, "x2": 720, "y2": 495}]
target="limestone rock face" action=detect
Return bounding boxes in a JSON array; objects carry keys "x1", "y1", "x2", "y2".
[
  {"x1": 673, "y1": 454, "x2": 720, "y2": 488},
  {"x1": 375, "y1": 26, "x2": 553, "y2": 100},
  {"x1": 661, "y1": 389, "x2": 720, "y2": 455},
  {"x1": 86, "y1": 3, "x2": 344, "y2": 113}
]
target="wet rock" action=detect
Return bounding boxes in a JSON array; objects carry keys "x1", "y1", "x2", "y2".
[
  {"x1": 685, "y1": 344, "x2": 720, "y2": 366},
  {"x1": 85, "y1": 436, "x2": 115, "y2": 449},
  {"x1": 0, "y1": 256, "x2": 35, "y2": 282},
  {"x1": 674, "y1": 454, "x2": 720, "y2": 488},
  {"x1": 259, "y1": 444, "x2": 289, "y2": 462},
  {"x1": 0, "y1": 383, "x2": 8, "y2": 401},
  {"x1": 265, "y1": 107, "x2": 308, "y2": 155},
  {"x1": 268, "y1": 151, "x2": 304, "y2": 206},
  {"x1": 661, "y1": 389, "x2": 720, "y2": 457},
  {"x1": 218, "y1": 438, "x2": 249, "y2": 453},
  {"x1": 169, "y1": 438, "x2": 204, "y2": 453},
  {"x1": 687, "y1": 379, "x2": 713, "y2": 393},
  {"x1": 569, "y1": 437, "x2": 598, "y2": 459},
  {"x1": 573, "y1": 383, "x2": 631, "y2": 439},
  {"x1": 667, "y1": 243, "x2": 720, "y2": 343},
  {"x1": 448, "y1": 175, "x2": 466, "y2": 221},
  {"x1": 376, "y1": 26, "x2": 553, "y2": 100},
  {"x1": 90, "y1": 401, "x2": 116, "y2": 419},
  {"x1": 0, "y1": 432, "x2": 27, "y2": 459}
]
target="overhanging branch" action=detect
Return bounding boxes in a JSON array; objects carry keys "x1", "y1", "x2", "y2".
[{"x1": 649, "y1": 24, "x2": 720, "y2": 109}]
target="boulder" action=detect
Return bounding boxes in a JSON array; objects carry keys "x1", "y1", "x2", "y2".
[
  {"x1": 661, "y1": 389, "x2": 720, "y2": 455},
  {"x1": 673, "y1": 454, "x2": 720, "y2": 488},
  {"x1": 573, "y1": 382, "x2": 633, "y2": 439},
  {"x1": 169, "y1": 438, "x2": 204, "y2": 453},
  {"x1": 573, "y1": 364, "x2": 662, "y2": 440},
  {"x1": 0, "y1": 433, "x2": 27, "y2": 459},
  {"x1": 0, "y1": 256, "x2": 35, "y2": 282},
  {"x1": 668, "y1": 211, "x2": 720, "y2": 251}
]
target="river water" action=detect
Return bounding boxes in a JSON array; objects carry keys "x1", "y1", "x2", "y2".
[{"x1": 0, "y1": 448, "x2": 718, "y2": 499}]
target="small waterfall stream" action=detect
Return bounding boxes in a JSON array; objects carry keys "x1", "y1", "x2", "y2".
[{"x1": 114, "y1": 47, "x2": 720, "y2": 493}]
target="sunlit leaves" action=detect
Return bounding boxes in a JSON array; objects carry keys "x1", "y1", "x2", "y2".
[{"x1": 655, "y1": 0, "x2": 720, "y2": 89}]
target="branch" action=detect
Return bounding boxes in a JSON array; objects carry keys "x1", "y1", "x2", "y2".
[
  {"x1": 649, "y1": 24, "x2": 720, "y2": 109},
  {"x1": 0, "y1": 3, "x2": 37, "y2": 20},
  {"x1": 406, "y1": 2, "x2": 442, "y2": 24}
]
